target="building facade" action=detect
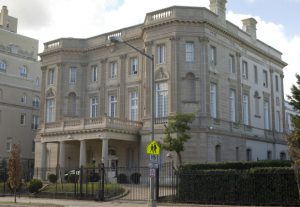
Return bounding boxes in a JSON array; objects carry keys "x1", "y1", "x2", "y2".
[
  {"x1": 36, "y1": 0, "x2": 288, "y2": 176},
  {"x1": 285, "y1": 101, "x2": 300, "y2": 134},
  {"x1": 0, "y1": 6, "x2": 41, "y2": 168}
]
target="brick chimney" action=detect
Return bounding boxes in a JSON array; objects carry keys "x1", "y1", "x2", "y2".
[
  {"x1": 242, "y1": 18, "x2": 257, "y2": 39},
  {"x1": 209, "y1": 0, "x2": 227, "y2": 20}
]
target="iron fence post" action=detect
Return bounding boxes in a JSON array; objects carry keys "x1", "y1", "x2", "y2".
[{"x1": 80, "y1": 166, "x2": 83, "y2": 198}]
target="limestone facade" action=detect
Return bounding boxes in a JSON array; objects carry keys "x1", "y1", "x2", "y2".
[
  {"x1": 0, "y1": 6, "x2": 41, "y2": 167},
  {"x1": 36, "y1": 0, "x2": 288, "y2": 174}
]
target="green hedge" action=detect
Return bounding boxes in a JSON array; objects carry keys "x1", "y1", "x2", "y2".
[
  {"x1": 181, "y1": 160, "x2": 292, "y2": 172},
  {"x1": 177, "y1": 167, "x2": 300, "y2": 205}
]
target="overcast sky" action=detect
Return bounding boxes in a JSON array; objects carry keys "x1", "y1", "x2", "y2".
[{"x1": 1, "y1": 0, "x2": 299, "y2": 96}]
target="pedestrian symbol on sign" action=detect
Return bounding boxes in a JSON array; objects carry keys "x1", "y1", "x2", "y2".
[{"x1": 146, "y1": 140, "x2": 160, "y2": 155}]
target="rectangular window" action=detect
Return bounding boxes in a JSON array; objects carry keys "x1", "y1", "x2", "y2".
[
  {"x1": 254, "y1": 65, "x2": 258, "y2": 84},
  {"x1": 19, "y1": 66, "x2": 27, "y2": 77},
  {"x1": 210, "y1": 83, "x2": 217, "y2": 118},
  {"x1": 110, "y1": 62, "x2": 117, "y2": 79},
  {"x1": 242, "y1": 61, "x2": 248, "y2": 80},
  {"x1": 89, "y1": 97, "x2": 98, "y2": 118},
  {"x1": 32, "y1": 97, "x2": 40, "y2": 108},
  {"x1": 229, "y1": 89, "x2": 236, "y2": 122},
  {"x1": 46, "y1": 99, "x2": 55, "y2": 123},
  {"x1": 129, "y1": 91, "x2": 138, "y2": 121},
  {"x1": 246, "y1": 149, "x2": 252, "y2": 161},
  {"x1": 267, "y1": 151, "x2": 272, "y2": 160},
  {"x1": 69, "y1": 68, "x2": 77, "y2": 83},
  {"x1": 21, "y1": 94, "x2": 27, "y2": 103},
  {"x1": 264, "y1": 100, "x2": 270, "y2": 129},
  {"x1": 185, "y1": 42, "x2": 194, "y2": 62},
  {"x1": 157, "y1": 44, "x2": 166, "y2": 64},
  {"x1": 275, "y1": 75, "x2": 279, "y2": 92},
  {"x1": 130, "y1": 58, "x2": 138, "y2": 75},
  {"x1": 155, "y1": 82, "x2": 168, "y2": 118},
  {"x1": 6, "y1": 139, "x2": 12, "y2": 152},
  {"x1": 0, "y1": 61, "x2": 6, "y2": 71},
  {"x1": 242, "y1": 94, "x2": 249, "y2": 125},
  {"x1": 263, "y1": 70, "x2": 268, "y2": 87},
  {"x1": 20, "y1": 113, "x2": 26, "y2": 125},
  {"x1": 275, "y1": 110, "x2": 281, "y2": 132},
  {"x1": 31, "y1": 115, "x2": 39, "y2": 130},
  {"x1": 91, "y1": 66, "x2": 98, "y2": 82},
  {"x1": 109, "y1": 95, "x2": 117, "y2": 118},
  {"x1": 48, "y1": 69, "x2": 54, "y2": 85},
  {"x1": 235, "y1": 147, "x2": 240, "y2": 161},
  {"x1": 210, "y1": 46, "x2": 217, "y2": 65},
  {"x1": 229, "y1": 55, "x2": 235, "y2": 73}
]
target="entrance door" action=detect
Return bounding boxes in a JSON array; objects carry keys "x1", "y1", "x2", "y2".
[{"x1": 107, "y1": 155, "x2": 118, "y2": 183}]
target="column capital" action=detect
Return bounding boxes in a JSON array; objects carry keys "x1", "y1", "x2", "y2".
[
  {"x1": 120, "y1": 54, "x2": 127, "y2": 59},
  {"x1": 98, "y1": 134, "x2": 109, "y2": 140},
  {"x1": 100, "y1": 58, "x2": 107, "y2": 64},
  {"x1": 236, "y1": 52, "x2": 241, "y2": 58}
]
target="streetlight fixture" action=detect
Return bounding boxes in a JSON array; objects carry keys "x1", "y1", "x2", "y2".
[{"x1": 109, "y1": 36, "x2": 156, "y2": 207}]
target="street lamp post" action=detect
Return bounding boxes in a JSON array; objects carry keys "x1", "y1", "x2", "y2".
[{"x1": 110, "y1": 36, "x2": 156, "y2": 207}]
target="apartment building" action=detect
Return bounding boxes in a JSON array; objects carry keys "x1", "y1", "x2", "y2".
[
  {"x1": 0, "y1": 6, "x2": 41, "y2": 168},
  {"x1": 36, "y1": 0, "x2": 287, "y2": 175}
]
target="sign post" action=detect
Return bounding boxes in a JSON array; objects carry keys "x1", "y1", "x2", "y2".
[{"x1": 146, "y1": 140, "x2": 160, "y2": 207}]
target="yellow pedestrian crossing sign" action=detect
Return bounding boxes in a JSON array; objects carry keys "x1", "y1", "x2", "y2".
[{"x1": 146, "y1": 140, "x2": 160, "y2": 155}]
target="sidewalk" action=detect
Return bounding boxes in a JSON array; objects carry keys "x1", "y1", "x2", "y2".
[{"x1": 0, "y1": 197, "x2": 272, "y2": 207}]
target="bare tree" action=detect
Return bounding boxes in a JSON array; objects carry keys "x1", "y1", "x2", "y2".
[{"x1": 7, "y1": 144, "x2": 22, "y2": 203}]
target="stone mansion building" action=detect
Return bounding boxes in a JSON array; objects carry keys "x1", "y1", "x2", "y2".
[{"x1": 35, "y1": 0, "x2": 288, "y2": 173}]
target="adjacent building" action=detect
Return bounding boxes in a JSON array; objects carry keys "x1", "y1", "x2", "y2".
[
  {"x1": 0, "y1": 6, "x2": 41, "y2": 169},
  {"x1": 285, "y1": 101, "x2": 300, "y2": 134},
  {"x1": 36, "y1": 0, "x2": 288, "y2": 177}
]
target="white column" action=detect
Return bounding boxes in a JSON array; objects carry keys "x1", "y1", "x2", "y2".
[
  {"x1": 59, "y1": 141, "x2": 65, "y2": 168},
  {"x1": 79, "y1": 140, "x2": 86, "y2": 167},
  {"x1": 40, "y1": 142, "x2": 47, "y2": 180},
  {"x1": 101, "y1": 137, "x2": 109, "y2": 167}
]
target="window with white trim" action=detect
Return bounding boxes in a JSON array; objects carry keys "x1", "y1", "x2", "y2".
[
  {"x1": 229, "y1": 55, "x2": 235, "y2": 73},
  {"x1": 20, "y1": 113, "x2": 26, "y2": 125},
  {"x1": 48, "y1": 69, "x2": 54, "y2": 85},
  {"x1": 185, "y1": 42, "x2": 194, "y2": 62},
  {"x1": 19, "y1": 66, "x2": 27, "y2": 77},
  {"x1": 69, "y1": 68, "x2": 77, "y2": 83},
  {"x1": 91, "y1": 66, "x2": 98, "y2": 82},
  {"x1": 32, "y1": 96, "x2": 40, "y2": 108},
  {"x1": 31, "y1": 115, "x2": 39, "y2": 130},
  {"x1": 263, "y1": 70, "x2": 268, "y2": 87},
  {"x1": 6, "y1": 138, "x2": 12, "y2": 152},
  {"x1": 229, "y1": 89, "x2": 236, "y2": 122},
  {"x1": 242, "y1": 61, "x2": 248, "y2": 80},
  {"x1": 264, "y1": 100, "x2": 270, "y2": 129},
  {"x1": 110, "y1": 62, "x2": 117, "y2": 79},
  {"x1": 129, "y1": 91, "x2": 138, "y2": 121},
  {"x1": 210, "y1": 46, "x2": 217, "y2": 65},
  {"x1": 89, "y1": 97, "x2": 98, "y2": 118},
  {"x1": 0, "y1": 60, "x2": 6, "y2": 72},
  {"x1": 157, "y1": 44, "x2": 166, "y2": 64},
  {"x1": 130, "y1": 58, "x2": 138, "y2": 75},
  {"x1": 155, "y1": 82, "x2": 168, "y2": 118},
  {"x1": 109, "y1": 95, "x2": 117, "y2": 118},
  {"x1": 254, "y1": 65, "x2": 258, "y2": 84},
  {"x1": 275, "y1": 110, "x2": 281, "y2": 132},
  {"x1": 210, "y1": 83, "x2": 217, "y2": 118},
  {"x1": 21, "y1": 94, "x2": 27, "y2": 104},
  {"x1": 242, "y1": 94, "x2": 249, "y2": 125},
  {"x1": 46, "y1": 99, "x2": 55, "y2": 123},
  {"x1": 275, "y1": 75, "x2": 279, "y2": 92}
]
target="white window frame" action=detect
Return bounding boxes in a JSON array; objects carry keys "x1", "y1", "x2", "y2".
[
  {"x1": 155, "y1": 82, "x2": 168, "y2": 118},
  {"x1": 109, "y1": 95, "x2": 118, "y2": 118},
  {"x1": 89, "y1": 97, "x2": 98, "y2": 118},
  {"x1": 46, "y1": 99, "x2": 55, "y2": 123},
  {"x1": 275, "y1": 110, "x2": 281, "y2": 132},
  {"x1": 19, "y1": 66, "x2": 27, "y2": 77},
  {"x1": 264, "y1": 100, "x2": 270, "y2": 130},
  {"x1": 129, "y1": 91, "x2": 138, "y2": 121},
  {"x1": 21, "y1": 94, "x2": 27, "y2": 104},
  {"x1": 69, "y1": 68, "x2": 77, "y2": 83},
  {"x1": 242, "y1": 61, "x2": 248, "y2": 80},
  {"x1": 185, "y1": 42, "x2": 194, "y2": 62},
  {"x1": 48, "y1": 69, "x2": 54, "y2": 85},
  {"x1": 91, "y1": 66, "x2": 98, "y2": 82},
  {"x1": 242, "y1": 94, "x2": 249, "y2": 125},
  {"x1": 254, "y1": 65, "x2": 258, "y2": 84},
  {"x1": 210, "y1": 83, "x2": 217, "y2": 118},
  {"x1": 210, "y1": 46, "x2": 217, "y2": 65},
  {"x1": 6, "y1": 139, "x2": 12, "y2": 152},
  {"x1": 229, "y1": 89, "x2": 236, "y2": 122},
  {"x1": 0, "y1": 60, "x2": 6, "y2": 71},
  {"x1": 157, "y1": 44, "x2": 166, "y2": 64},
  {"x1": 110, "y1": 62, "x2": 117, "y2": 79},
  {"x1": 130, "y1": 57, "x2": 138, "y2": 75},
  {"x1": 229, "y1": 55, "x2": 235, "y2": 73},
  {"x1": 263, "y1": 70, "x2": 268, "y2": 87},
  {"x1": 31, "y1": 115, "x2": 39, "y2": 130},
  {"x1": 275, "y1": 75, "x2": 279, "y2": 92},
  {"x1": 20, "y1": 113, "x2": 26, "y2": 125}
]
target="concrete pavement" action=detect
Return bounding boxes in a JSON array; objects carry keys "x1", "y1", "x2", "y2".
[{"x1": 0, "y1": 197, "x2": 273, "y2": 207}]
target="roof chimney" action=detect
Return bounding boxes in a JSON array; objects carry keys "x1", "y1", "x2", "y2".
[
  {"x1": 209, "y1": 0, "x2": 227, "y2": 20},
  {"x1": 242, "y1": 18, "x2": 257, "y2": 39}
]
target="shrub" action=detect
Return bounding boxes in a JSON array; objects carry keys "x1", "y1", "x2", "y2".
[
  {"x1": 28, "y1": 179, "x2": 43, "y2": 193},
  {"x1": 130, "y1": 172, "x2": 141, "y2": 184},
  {"x1": 47, "y1": 174, "x2": 57, "y2": 183},
  {"x1": 117, "y1": 173, "x2": 128, "y2": 184}
]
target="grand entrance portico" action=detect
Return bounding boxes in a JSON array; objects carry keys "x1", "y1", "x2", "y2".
[{"x1": 35, "y1": 116, "x2": 142, "y2": 179}]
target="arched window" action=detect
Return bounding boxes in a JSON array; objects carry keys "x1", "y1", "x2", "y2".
[
  {"x1": 215, "y1": 145, "x2": 221, "y2": 162},
  {"x1": 68, "y1": 92, "x2": 77, "y2": 116},
  {"x1": 184, "y1": 72, "x2": 196, "y2": 102}
]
